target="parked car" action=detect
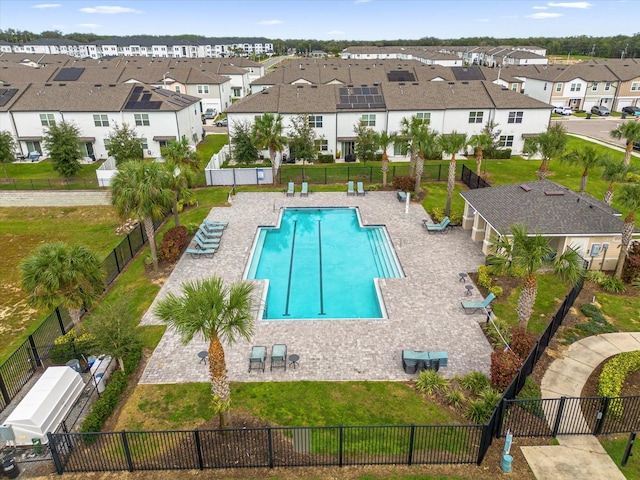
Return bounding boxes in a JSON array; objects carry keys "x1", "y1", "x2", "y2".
[
  {"x1": 591, "y1": 105, "x2": 610, "y2": 116},
  {"x1": 204, "y1": 108, "x2": 216, "y2": 119},
  {"x1": 634, "y1": 141, "x2": 640, "y2": 151},
  {"x1": 216, "y1": 118, "x2": 228, "y2": 127},
  {"x1": 621, "y1": 106, "x2": 640, "y2": 116},
  {"x1": 552, "y1": 106, "x2": 572, "y2": 115}
]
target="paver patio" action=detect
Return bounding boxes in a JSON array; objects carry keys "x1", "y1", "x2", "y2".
[{"x1": 139, "y1": 191, "x2": 493, "y2": 384}]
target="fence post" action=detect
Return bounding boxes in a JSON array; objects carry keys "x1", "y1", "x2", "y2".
[
  {"x1": 114, "y1": 250, "x2": 121, "y2": 275},
  {"x1": 347, "y1": 167, "x2": 350, "y2": 182},
  {"x1": 267, "y1": 426, "x2": 274, "y2": 468},
  {"x1": 477, "y1": 422, "x2": 493, "y2": 465},
  {"x1": 407, "y1": 424, "x2": 415, "y2": 466},
  {"x1": 339, "y1": 425, "x2": 343, "y2": 467},
  {"x1": 121, "y1": 430, "x2": 134, "y2": 472},
  {"x1": 438, "y1": 164, "x2": 442, "y2": 181},
  {"x1": 47, "y1": 432, "x2": 64, "y2": 475},
  {"x1": 594, "y1": 396, "x2": 611, "y2": 436},
  {"x1": 194, "y1": 429, "x2": 204, "y2": 470},
  {"x1": 552, "y1": 397, "x2": 567, "y2": 437},
  {"x1": 370, "y1": 166, "x2": 373, "y2": 182},
  {"x1": 324, "y1": 168, "x2": 327, "y2": 184},
  {"x1": 622, "y1": 431, "x2": 636, "y2": 467},
  {"x1": 0, "y1": 374, "x2": 10, "y2": 407},
  {"x1": 127, "y1": 233, "x2": 133, "y2": 258},
  {"x1": 28, "y1": 335, "x2": 42, "y2": 368},
  {"x1": 55, "y1": 307, "x2": 66, "y2": 335}
]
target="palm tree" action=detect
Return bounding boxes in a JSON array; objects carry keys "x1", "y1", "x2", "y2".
[
  {"x1": 252, "y1": 113, "x2": 287, "y2": 185},
  {"x1": 600, "y1": 158, "x2": 636, "y2": 205},
  {"x1": 411, "y1": 125, "x2": 439, "y2": 197},
  {"x1": 487, "y1": 224, "x2": 584, "y2": 330},
  {"x1": 160, "y1": 136, "x2": 200, "y2": 227},
  {"x1": 440, "y1": 131, "x2": 469, "y2": 217},
  {"x1": 20, "y1": 242, "x2": 104, "y2": 333},
  {"x1": 560, "y1": 146, "x2": 610, "y2": 193},
  {"x1": 614, "y1": 183, "x2": 640, "y2": 279},
  {"x1": 523, "y1": 123, "x2": 568, "y2": 180},
  {"x1": 610, "y1": 121, "x2": 640, "y2": 166},
  {"x1": 374, "y1": 130, "x2": 397, "y2": 187},
  {"x1": 153, "y1": 277, "x2": 255, "y2": 429},
  {"x1": 400, "y1": 115, "x2": 425, "y2": 177},
  {"x1": 111, "y1": 161, "x2": 173, "y2": 271},
  {"x1": 469, "y1": 132, "x2": 493, "y2": 177}
]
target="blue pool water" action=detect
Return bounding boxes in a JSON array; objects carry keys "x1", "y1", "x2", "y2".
[{"x1": 245, "y1": 208, "x2": 403, "y2": 320}]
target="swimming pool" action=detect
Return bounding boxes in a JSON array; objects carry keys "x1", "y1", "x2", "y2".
[{"x1": 245, "y1": 207, "x2": 403, "y2": 320}]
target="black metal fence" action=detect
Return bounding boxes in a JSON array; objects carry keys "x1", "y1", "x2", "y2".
[
  {"x1": 0, "y1": 223, "x2": 152, "y2": 413},
  {"x1": 0, "y1": 177, "x2": 103, "y2": 190},
  {"x1": 277, "y1": 163, "x2": 466, "y2": 185},
  {"x1": 460, "y1": 165, "x2": 490, "y2": 189},
  {"x1": 48, "y1": 423, "x2": 486, "y2": 474}
]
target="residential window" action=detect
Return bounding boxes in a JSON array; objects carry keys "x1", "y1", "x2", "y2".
[
  {"x1": 232, "y1": 87, "x2": 242, "y2": 97},
  {"x1": 308, "y1": 115, "x2": 323, "y2": 128},
  {"x1": 175, "y1": 86, "x2": 181, "y2": 93},
  {"x1": 416, "y1": 112, "x2": 430, "y2": 124},
  {"x1": 631, "y1": 82, "x2": 640, "y2": 91},
  {"x1": 605, "y1": 82, "x2": 612, "y2": 91},
  {"x1": 570, "y1": 83, "x2": 581, "y2": 92},
  {"x1": 104, "y1": 138, "x2": 111, "y2": 151},
  {"x1": 197, "y1": 85, "x2": 209, "y2": 94},
  {"x1": 468, "y1": 111, "x2": 483, "y2": 124},
  {"x1": 25, "y1": 140, "x2": 41, "y2": 153},
  {"x1": 93, "y1": 114, "x2": 109, "y2": 127},
  {"x1": 555, "y1": 82, "x2": 563, "y2": 92},
  {"x1": 498, "y1": 135, "x2": 514, "y2": 148},
  {"x1": 39, "y1": 113, "x2": 55, "y2": 127},
  {"x1": 134, "y1": 113, "x2": 150, "y2": 126},
  {"x1": 508, "y1": 111, "x2": 523, "y2": 124},
  {"x1": 158, "y1": 140, "x2": 169, "y2": 148},
  {"x1": 511, "y1": 83, "x2": 518, "y2": 91},
  {"x1": 139, "y1": 138, "x2": 148, "y2": 150},
  {"x1": 314, "y1": 139, "x2": 328, "y2": 151},
  {"x1": 361, "y1": 114, "x2": 376, "y2": 127},
  {"x1": 543, "y1": 82, "x2": 548, "y2": 91},
  {"x1": 591, "y1": 82, "x2": 598, "y2": 91},
  {"x1": 394, "y1": 140, "x2": 408, "y2": 156}
]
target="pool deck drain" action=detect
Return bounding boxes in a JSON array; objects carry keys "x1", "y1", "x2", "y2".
[{"x1": 140, "y1": 191, "x2": 492, "y2": 384}]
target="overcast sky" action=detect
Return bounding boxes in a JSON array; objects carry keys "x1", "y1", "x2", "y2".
[{"x1": 0, "y1": 1, "x2": 635, "y2": 41}]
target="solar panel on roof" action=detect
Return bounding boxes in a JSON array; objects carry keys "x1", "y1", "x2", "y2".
[
  {"x1": 0, "y1": 88, "x2": 18, "y2": 107},
  {"x1": 387, "y1": 70, "x2": 416, "y2": 82},
  {"x1": 53, "y1": 67, "x2": 85, "y2": 81}
]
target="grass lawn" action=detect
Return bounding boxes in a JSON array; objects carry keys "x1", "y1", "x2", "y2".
[
  {"x1": 601, "y1": 434, "x2": 640, "y2": 479},
  {"x1": 0, "y1": 205, "x2": 121, "y2": 361},
  {"x1": 0, "y1": 159, "x2": 104, "y2": 189},
  {"x1": 114, "y1": 381, "x2": 462, "y2": 431},
  {"x1": 595, "y1": 292, "x2": 640, "y2": 332}
]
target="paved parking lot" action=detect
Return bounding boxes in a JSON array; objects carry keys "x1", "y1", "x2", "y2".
[{"x1": 139, "y1": 191, "x2": 493, "y2": 384}]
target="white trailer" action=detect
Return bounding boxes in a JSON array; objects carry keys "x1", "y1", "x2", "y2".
[{"x1": 2, "y1": 366, "x2": 84, "y2": 445}]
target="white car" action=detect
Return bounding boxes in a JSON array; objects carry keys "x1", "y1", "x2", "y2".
[{"x1": 552, "y1": 106, "x2": 572, "y2": 116}]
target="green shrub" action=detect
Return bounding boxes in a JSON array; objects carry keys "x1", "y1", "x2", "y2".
[
  {"x1": 392, "y1": 175, "x2": 415, "y2": 192},
  {"x1": 465, "y1": 399, "x2": 494, "y2": 423},
  {"x1": 49, "y1": 331, "x2": 95, "y2": 364},
  {"x1": 479, "y1": 388, "x2": 502, "y2": 409},
  {"x1": 80, "y1": 370, "x2": 128, "y2": 436},
  {"x1": 317, "y1": 154, "x2": 334, "y2": 164},
  {"x1": 484, "y1": 148, "x2": 512, "y2": 159},
  {"x1": 449, "y1": 210, "x2": 463, "y2": 225},
  {"x1": 601, "y1": 275, "x2": 625, "y2": 293},
  {"x1": 482, "y1": 317, "x2": 513, "y2": 349},
  {"x1": 460, "y1": 371, "x2": 491, "y2": 395},
  {"x1": 445, "y1": 390, "x2": 466, "y2": 408},
  {"x1": 488, "y1": 285, "x2": 503, "y2": 297},
  {"x1": 586, "y1": 270, "x2": 608, "y2": 285},
  {"x1": 185, "y1": 222, "x2": 200, "y2": 235},
  {"x1": 430, "y1": 207, "x2": 445, "y2": 223},
  {"x1": 477, "y1": 265, "x2": 492, "y2": 289},
  {"x1": 599, "y1": 351, "x2": 640, "y2": 419},
  {"x1": 415, "y1": 369, "x2": 448, "y2": 395},
  {"x1": 159, "y1": 226, "x2": 187, "y2": 263}
]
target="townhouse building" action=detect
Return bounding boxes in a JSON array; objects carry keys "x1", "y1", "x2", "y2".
[{"x1": 225, "y1": 81, "x2": 551, "y2": 160}]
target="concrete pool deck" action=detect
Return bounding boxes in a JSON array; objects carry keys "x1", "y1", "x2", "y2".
[{"x1": 139, "y1": 191, "x2": 493, "y2": 384}]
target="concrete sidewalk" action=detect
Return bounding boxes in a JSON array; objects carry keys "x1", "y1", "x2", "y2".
[{"x1": 520, "y1": 332, "x2": 640, "y2": 479}]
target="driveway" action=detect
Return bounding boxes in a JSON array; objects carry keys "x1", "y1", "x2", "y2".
[{"x1": 551, "y1": 116, "x2": 636, "y2": 148}]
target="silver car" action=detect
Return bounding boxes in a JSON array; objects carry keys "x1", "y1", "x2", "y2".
[{"x1": 591, "y1": 105, "x2": 610, "y2": 116}]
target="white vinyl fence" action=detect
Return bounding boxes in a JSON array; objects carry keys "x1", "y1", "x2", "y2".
[{"x1": 204, "y1": 145, "x2": 275, "y2": 186}]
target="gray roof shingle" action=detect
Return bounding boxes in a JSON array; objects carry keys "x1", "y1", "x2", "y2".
[{"x1": 460, "y1": 180, "x2": 630, "y2": 236}]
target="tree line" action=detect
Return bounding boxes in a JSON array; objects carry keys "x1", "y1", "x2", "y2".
[{"x1": 1, "y1": 28, "x2": 638, "y2": 59}]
